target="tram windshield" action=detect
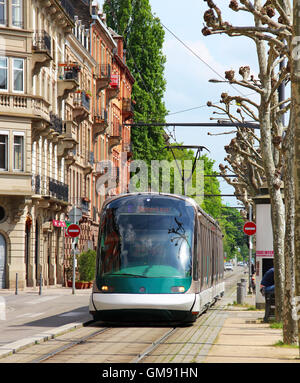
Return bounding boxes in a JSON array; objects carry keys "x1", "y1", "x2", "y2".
[{"x1": 97, "y1": 195, "x2": 195, "y2": 278}]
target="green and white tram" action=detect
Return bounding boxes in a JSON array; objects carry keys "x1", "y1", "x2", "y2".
[{"x1": 89, "y1": 193, "x2": 224, "y2": 323}]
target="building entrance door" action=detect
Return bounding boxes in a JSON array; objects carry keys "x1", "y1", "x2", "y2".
[{"x1": 0, "y1": 234, "x2": 6, "y2": 288}]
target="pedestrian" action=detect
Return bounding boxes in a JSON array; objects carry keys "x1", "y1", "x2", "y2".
[{"x1": 260, "y1": 267, "x2": 274, "y2": 295}]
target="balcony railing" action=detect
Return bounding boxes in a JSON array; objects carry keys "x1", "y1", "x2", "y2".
[
  {"x1": 50, "y1": 112, "x2": 63, "y2": 134},
  {"x1": 95, "y1": 64, "x2": 111, "y2": 79},
  {"x1": 74, "y1": 91, "x2": 90, "y2": 111},
  {"x1": 123, "y1": 98, "x2": 134, "y2": 113},
  {"x1": 32, "y1": 31, "x2": 51, "y2": 55},
  {"x1": 59, "y1": 0, "x2": 75, "y2": 21},
  {"x1": 49, "y1": 177, "x2": 69, "y2": 201},
  {"x1": 32, "y1": 175, "x2": 69, "y2": 202}
]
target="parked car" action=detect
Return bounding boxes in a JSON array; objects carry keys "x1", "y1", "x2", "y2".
[{"x1": 224, "y1": 262, "x2": 233, "y2": 271}]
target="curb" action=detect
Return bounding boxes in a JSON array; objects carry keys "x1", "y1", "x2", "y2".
[{"x1": 0, "y1": 320, "x2": 93, "y2": 359}]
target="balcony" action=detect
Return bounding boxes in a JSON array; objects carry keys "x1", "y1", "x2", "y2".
[
  {"x1": 57, "y1": 63, "x2": 80, "y2": 100},
  {"x1": 107, "y1": 74, "x2": 120, "y2": 101},
  {"x1": 50, "y1": 112, "x2": 63, "y2": 135},
  {"x1": 94, "y1": 64, "x2": 111, "y2": 93},
  {"x1": 73, "y1": 91, "x2": 90, "y2": 123},
  {"x1": 42, "y1": 0, "x2": 75, "y2": 32},
  {"x1": 32, "y1": 175, "x2": 69, "y2": 203},
  {"x1": 122, "y1": 98, "x2": 134, "y2": 121},
  {"x1": 93, "y1": 109, "x2": 108, "y2": 140},
  {"x1": 109, "y1": 124, "x2": 122, "y2": 151},
  {"x1": 65, "y1": 144, "x2": 77, "y2": 167},
  {"x1": 32, "y1": 31, "x2": 53, "y2": 75},
  {"x1": 57, "y1": 120, "x2": 78, "y2": 158}
]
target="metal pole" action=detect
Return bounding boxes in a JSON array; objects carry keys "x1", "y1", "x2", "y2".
[
  {"x1": 39, "y1": 273, "x2": 42, "y2": 295},
  {"x1": 15, "y1": 273, "x2": 18, "y2": 295},
  {"x1": 248, "y1": 204, "x2": 253, "y2": 294},
  {"x1": 72, "y1": 239, "x2": 76, "y2": 295}
]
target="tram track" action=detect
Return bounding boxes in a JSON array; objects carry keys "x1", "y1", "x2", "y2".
[{"x1": 0, "y1": 269, "x2": 244, "y2": 363}]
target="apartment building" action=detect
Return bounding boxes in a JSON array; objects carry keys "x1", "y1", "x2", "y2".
[
  {"x1": 0, "y1": 0, "x2": 134, "y2": 289},
  {"x1": 0, "y1": 0, "x2": 77, "y2": 289},
  {"x1": 91, "y1": 3, "x2": 134, "y2": 206}
]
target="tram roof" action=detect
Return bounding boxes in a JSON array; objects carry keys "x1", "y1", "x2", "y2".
[{"x1": 102, "y1": 192, "x2": 221, "y2": 230}]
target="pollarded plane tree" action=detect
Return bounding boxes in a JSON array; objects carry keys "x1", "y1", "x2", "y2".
[
  {"x1": 207, "y1": 88, "x2": 265, "y2": 210},
  {"x1": 202, "y1": 0, "x2": 298, "y2": 344}
]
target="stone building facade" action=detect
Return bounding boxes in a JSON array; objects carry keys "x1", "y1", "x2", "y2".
[{"x1": 0, "y1": 0, "x2": 134, "y2": 289}]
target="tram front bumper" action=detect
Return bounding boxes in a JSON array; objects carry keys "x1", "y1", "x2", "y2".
[{"x1": 90, "y1": 292, "x2": 196, "y2": 312}]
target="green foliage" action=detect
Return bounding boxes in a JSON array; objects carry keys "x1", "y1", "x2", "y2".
[
  {"x1": 219, "y1": 208, "x2": 248, "y2": 260},
  {"x1": 78, "y1": 249, "x2": 97, "y2": 282}
]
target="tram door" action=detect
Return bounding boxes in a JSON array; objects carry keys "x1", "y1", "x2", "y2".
[{"x1": 0, "y1": 234, "x2": 6, "y2": 288}]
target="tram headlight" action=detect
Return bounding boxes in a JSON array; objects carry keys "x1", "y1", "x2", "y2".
[
  {"x1": 101, "y1": 285, "x2": 114, "y2": 292},
  {"x1": 171, "y1": 286, "x2": 185, "y2": 293}
]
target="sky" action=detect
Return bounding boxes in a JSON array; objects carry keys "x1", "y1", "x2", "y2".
[
  {"x1": 148, "y1": 0, "x2": 260, "y2": 207},
  {"x1": 97, "y1": 0, "x2": 261, "y2": 207}
]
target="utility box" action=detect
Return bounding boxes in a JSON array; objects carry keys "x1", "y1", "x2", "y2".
[{"x1": 253, "y1": 195, "x2": 274, "y2": 309}]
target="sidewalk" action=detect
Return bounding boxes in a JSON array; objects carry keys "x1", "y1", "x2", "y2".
[
  {"x1": 0, "y1": 285, "x2": 92, "y2": 358},
  {"x1": 205, "y1": 293, "x2": 300, "y2": 363}
]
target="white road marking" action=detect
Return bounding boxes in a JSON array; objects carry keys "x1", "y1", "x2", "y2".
[
  {"x1": 16, "y1": 312, "x2": 46, "y2": 318},
  {"x1": 25, "y1": 296, "x2": 59, "y2": 305}
]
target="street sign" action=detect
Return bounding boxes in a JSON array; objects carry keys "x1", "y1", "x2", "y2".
[
  {"x1": 68, "y1": 207, "x2": 82, "y2": 223},
  {"x1": 243, "y1": 221, "x2": 256, "y2": 236},
  {"x1": 66, "y1": 223, "x2": 81, "y2": 238}
]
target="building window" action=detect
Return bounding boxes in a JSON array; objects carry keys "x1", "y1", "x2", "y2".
[
  {"x1": 13, "y1": 58, "x2": 24, "y2": 92},
  {"x1": 0, "y1": 0, "x2": 6, "y2": 25},
  {"x1": 0, "y1": 133, "x2": 8, "y2": 171},
  {"x1": 12, "y1": 0, "x2": 23, "y2": 28},
  {"x1": 0, "y1": 57, "x2": 7, "y2": 91},
  {"x1": 13, "y1": 133, "x2": 24, "y2": 171}
]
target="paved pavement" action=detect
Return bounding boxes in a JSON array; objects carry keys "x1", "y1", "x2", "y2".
[
  {"x1": 0, "y1": 285, "x2": 92, "y2": 358},
  {"x1": 204, "y1": 294, "x2": 300, "y2": 363}
]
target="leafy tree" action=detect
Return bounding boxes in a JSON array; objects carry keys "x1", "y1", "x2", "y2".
[
  {"x1": 104, "y1": 0, "x2": 168, "y2": 163},
  {"x1": 78, "y1": 250, "x2": 97, "y2": 282}
]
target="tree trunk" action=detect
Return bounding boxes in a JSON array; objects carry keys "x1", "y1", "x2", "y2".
[
  {"x1": 282, "y1": 110, "x2": 298, "y2": 344},
  {"x1": 292, "y1": 1, "x2": 300, "y2": 352}
]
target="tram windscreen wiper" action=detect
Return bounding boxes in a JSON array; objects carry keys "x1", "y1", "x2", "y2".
[{"x1": 109, "y1": 273, "x2": 148, "y2": 278}]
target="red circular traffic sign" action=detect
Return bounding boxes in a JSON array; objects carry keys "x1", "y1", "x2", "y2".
[
  {"x1": 66, "y1": 223, "x2": 81, "y2": 238},
  {"x1": 243, "y1": 221, "x2": 256, "y2": 236}
]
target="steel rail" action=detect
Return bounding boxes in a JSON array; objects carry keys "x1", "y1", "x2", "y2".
[
  {"x1": 130, "y1": 327, "x2": 178, "y2": 363},
  {"x1": 30, "y1": 327, "x2": 111, "y2": 363}
]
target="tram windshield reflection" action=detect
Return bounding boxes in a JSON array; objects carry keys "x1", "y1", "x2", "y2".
[{"x1": 97, "y1": 196, "x2": 195, "y2": 278}]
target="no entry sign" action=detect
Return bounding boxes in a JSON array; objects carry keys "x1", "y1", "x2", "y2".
[
  {"x1": 243, "y1": 221, "x2": 256, "y2": 236},
  {"x1": 66, "y1": 223, "x2": 81, "y2": 238}
]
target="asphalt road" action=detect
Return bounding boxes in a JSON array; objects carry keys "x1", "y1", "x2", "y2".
[{"x1": 0, "y1": 287, "x2": 92, "y2": 347}]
